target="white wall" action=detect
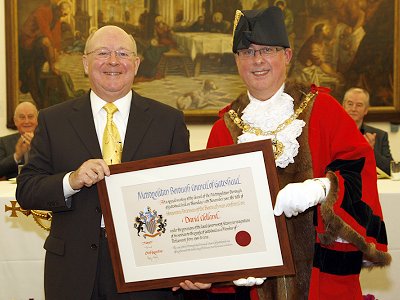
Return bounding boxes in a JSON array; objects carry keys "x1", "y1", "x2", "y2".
[
  {"x1": 187, "y1": 124, "x2": 212, "y2": 150},
  {"x1": 0, "y1": 0, "x2": 398, "y2": 160}
]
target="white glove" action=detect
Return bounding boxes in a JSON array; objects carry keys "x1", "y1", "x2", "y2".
[
  {"x1": 233, "y1": 277, "x2": 266, "y2": 286},
  {"x1": 273, "y1": 178, "x2": 330, "y2": 218}
]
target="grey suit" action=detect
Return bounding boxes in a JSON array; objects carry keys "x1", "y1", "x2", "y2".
[
  {"x1": 0, "y1": 132, "x2": 20, "y2": 179},
  {"x1": 16, "y1": 92, "x2": 189, "y2": 300},
  {"x1": 361, "y1": 124, "x2": 393, "y2": 175}
]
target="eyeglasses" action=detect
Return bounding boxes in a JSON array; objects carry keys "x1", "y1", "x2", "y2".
[
  {"x1": 236, "y1": 47, "x2": 285, "y2": 59},
  {"x1": 85, "y1": 48, "x2": 136, "y2": 60}
]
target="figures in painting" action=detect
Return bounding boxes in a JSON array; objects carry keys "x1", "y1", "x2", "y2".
[{"x1": 19, "y1": 1, "x2": 72, "y2": 106}]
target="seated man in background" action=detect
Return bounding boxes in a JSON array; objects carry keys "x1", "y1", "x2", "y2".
[
  {"x1": 342, "y1": 87, "x2": 393, "y2": 175},
  {"x1": 0, "y1": 101, "x2": 38, "y2": 179}
]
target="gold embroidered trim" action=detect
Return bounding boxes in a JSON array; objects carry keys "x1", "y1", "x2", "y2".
[
  {"x1": 233, "y1": 10, "x2": 244, "y2": 34},
  {"x1": 228, "y1": 90, "x2": 317, "y2": 159},
  {"x1": 5, "y1": 200, "x2": 52, "y2": 231},
  {"x1": 30, "y1": 210, "x2": 52, "y2": 231}
]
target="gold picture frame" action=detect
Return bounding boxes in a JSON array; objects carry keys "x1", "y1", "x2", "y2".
[{"x1": 5, "y1": 0, "x2": 400, "y2": 127}]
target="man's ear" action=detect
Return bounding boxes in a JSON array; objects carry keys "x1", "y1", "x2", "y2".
[
  {"x1": 82, "y1": 55, "x2": 89, "y2": 74},
  {"x1": 133, "y1": 56, "x2": 141, "y2": 76},
  {"x1": 284, "y1": 48, "x2": 293, "y2": 65}
]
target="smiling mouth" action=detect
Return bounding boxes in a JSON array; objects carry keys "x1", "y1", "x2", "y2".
[
  {"x1": 252, "y1": 70, "x2": 269, "y2": 76},
  {"x1": 104, "y1": 72, "x2": 122, "y2": 76}
]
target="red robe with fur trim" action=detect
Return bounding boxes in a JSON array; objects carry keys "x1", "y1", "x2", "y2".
[{"x1": 206, "y1": 84, "x2": 390, "y2": 300}]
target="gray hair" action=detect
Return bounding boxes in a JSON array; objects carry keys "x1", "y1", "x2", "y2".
[
  {"x1": 343, "y1": 87, "x2": 370, "y2": 107},
  {"x1": 14, "y1": 101, "x2": 38, "y2": 117}
]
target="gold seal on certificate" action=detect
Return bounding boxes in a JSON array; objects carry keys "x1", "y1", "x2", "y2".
[{"x1": 98, "y1": 140, "x2": 294, "y2": 292}]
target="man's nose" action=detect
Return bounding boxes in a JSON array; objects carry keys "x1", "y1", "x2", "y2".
[
  {"x1": 254, "y1": 51, "x2": 265, "y2": 63},
  {"x1": 108, "y1": 51, "x2": 120, "y2": 63}
]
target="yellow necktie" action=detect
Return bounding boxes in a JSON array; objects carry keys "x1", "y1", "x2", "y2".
[{"x1": 102, "y1": 103, "x2": 122, "y2": 165}]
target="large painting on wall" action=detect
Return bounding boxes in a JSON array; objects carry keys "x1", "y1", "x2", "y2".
[{"x1": 5, "y1": 0, "x2": 400, "y2": 128}]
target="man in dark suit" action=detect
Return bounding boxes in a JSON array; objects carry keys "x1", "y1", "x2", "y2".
[
  {"x1": 16, "y1": 25, "x2": 206, "y2": 300},
  {"x1": 343, "y1": 87, "x2": 394, "y2": 174},
  {"x1": 0, "y1": 101, "x2": 38, "y2": 179}
]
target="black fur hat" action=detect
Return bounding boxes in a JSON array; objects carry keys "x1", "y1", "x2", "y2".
[{"x1": 232, "y1": 6, "x2": 290, "y2": 53}]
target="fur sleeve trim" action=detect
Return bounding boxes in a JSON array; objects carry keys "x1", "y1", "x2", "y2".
[{"x1": 319, "y1": 171, "x2": 391, "y2": 267}]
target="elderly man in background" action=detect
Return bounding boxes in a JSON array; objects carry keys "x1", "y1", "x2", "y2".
[
  {"x1": 0, "y1": 101, "x2": 38, "y2": 179},
  {"x1": 343, "y1": 87, "x2": 394, "y2": 175}
]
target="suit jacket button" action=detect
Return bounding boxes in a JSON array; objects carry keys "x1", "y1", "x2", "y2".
[
  {"x1": 96, "y1": 207, "x2": 102, "y2": 213},
  {"x1": 91, "y1": 244, "x2": 97, "y2": 249}
]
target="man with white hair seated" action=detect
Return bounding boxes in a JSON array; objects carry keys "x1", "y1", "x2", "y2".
[
  {"x1": 0, "y1": 101, "x2": 38, "y2": 179},
  {"x1": 342, "y1": 87, "x2": 394, "y2": 175}
]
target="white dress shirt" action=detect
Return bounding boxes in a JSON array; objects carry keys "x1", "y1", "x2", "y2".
[{"x1": 62, "y1": 91, "x2": 132, "y2": 225}]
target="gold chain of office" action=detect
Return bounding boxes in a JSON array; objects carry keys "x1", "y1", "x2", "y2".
[{"x1": 228, "y1": 90, "x2": 318, "y2": 159}]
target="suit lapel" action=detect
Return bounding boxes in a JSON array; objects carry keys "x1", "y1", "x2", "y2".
[
  {"x1": 122, "y1": 92, "x2": 153, "y2": 162},
  {"x1": 68, "y1": 94, "x2": 102, "y2": 159}
]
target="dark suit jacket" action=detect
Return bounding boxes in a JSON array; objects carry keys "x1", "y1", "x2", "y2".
[
  {"x1": 16, "y1": 92, "x2": 189, "y2": 300},
  {"x1": 361, "y1": 123, "x2": 393, "y2": 175},
  {"x1": 0, "y1": 132, "x2": 20, "y2": 179}
]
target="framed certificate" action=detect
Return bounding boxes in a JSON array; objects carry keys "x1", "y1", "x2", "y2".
[{"x1": 97, "y1": 140, "x2": 294, "y2": 292}]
